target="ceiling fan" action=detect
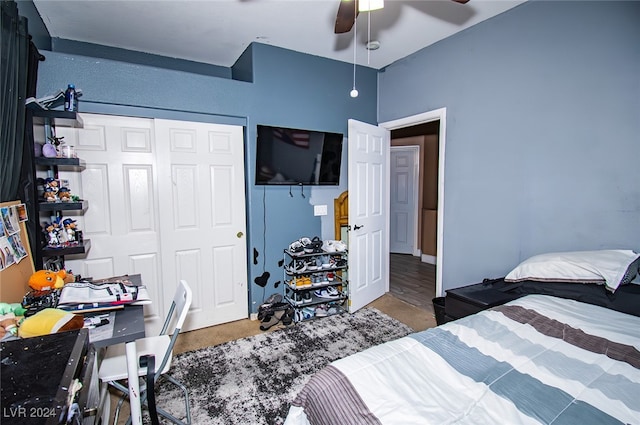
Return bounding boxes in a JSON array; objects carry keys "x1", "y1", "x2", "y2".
[{"x1": 334, "y1": 0, "x2": 471, "y2": 34}]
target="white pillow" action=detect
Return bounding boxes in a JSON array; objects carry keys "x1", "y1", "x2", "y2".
[{"x1": 504, "y1": 249, "x2": 640, "y2": 292}]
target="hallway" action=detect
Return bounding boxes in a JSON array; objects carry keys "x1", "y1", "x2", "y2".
[{"x1": 389, "y1": 253, "x2": 436, "y2": 314}]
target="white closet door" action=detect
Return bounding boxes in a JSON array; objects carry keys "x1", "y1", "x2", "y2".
[
  {"x1": 154, "y1": 119, "x2": 248, "y2": 331},
  {"x1": 60, "y1": 114, "x2": 165, "y2": 328},
  {"x1": 62, "y1": 114, "x2": 248, "y2": 334}
]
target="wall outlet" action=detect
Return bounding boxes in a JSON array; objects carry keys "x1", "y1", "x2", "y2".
[{"x1": 314, "y1": 205, "x2": 328, "y2": 216}]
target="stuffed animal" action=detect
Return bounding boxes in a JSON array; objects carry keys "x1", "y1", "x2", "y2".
[
  {"x1": 28, "y1": 269, "x2": 74, "y2": 291},
  {"x1": 0, "y1": 302, "x2": 27, "y2": 317},
  {"x1": 0, "y1": 314, "x2": 19, "y2": 339},
  {"x1": 18, "y1": 308, "x2": 84, "y2": 338}
]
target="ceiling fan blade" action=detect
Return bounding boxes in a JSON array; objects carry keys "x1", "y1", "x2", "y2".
[{"x1": 335, "y1": 0, "x2": 359, "y2": 34}]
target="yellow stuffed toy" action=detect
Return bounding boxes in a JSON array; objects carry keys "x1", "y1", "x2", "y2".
[
  {"x1": 28, "y1": 269, "x2": 74, "y2": 291},
  {"x1": 18, "y1": 308, "x2": 84, "y2": 338}
]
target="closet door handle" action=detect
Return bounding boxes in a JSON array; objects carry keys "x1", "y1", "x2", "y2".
[{"x1": 353, "y1": 224, "x2": 364, "y2": 231}]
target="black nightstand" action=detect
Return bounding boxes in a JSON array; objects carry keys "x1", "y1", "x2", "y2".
[{"x1": 444, "y1": 279, "x2": 523, "y2": 321}]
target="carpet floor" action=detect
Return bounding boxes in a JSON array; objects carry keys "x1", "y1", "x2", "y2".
[{"x1": 154, "y1": 307, "x2": 413, "y2": 424}]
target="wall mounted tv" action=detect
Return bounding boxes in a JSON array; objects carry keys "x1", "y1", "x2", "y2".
[{"x1": 255, "y1": 124, "x2": 344, "y2": 185}]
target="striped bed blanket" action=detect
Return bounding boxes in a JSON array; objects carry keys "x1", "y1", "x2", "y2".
[{"x1": 284, "y1": 295, "x2": 640, "y2": 425}]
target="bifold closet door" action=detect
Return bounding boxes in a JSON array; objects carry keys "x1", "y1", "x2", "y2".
[
  {"x1": 154, "y1": 119, "x2": 248, "y2": 332},
  {"x1": 60, "y1": 114, "x2": 248, "y2": 334}
]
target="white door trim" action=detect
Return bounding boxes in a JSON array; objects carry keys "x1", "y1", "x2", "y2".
[
  {"x1": 389, "y1": 145, "x2": 420, "y2": 256},
  {"x1": 379, "y1": 108, "x2": 446, "y2": 297}
]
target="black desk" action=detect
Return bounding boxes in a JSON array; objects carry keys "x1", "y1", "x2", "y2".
[
  {"x1": 88, "y1": 305, "x2": 146, "y2": 348},
  {"x1": 0, "y1": 306, "x2": 146, "y2": 425},
  {"x1": 1, "y1": 329, "x2": 94, "y2": 425}
]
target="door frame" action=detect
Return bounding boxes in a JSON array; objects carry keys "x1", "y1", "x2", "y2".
[
  {"x1": 379, "y1": 107, "x2": 446, "y2": 297},
  {"x1": 389, "y1": 145, "x2": 420, "y2": 256}
]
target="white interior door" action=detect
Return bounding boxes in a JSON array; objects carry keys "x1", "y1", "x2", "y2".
[
  {"x1": 347, "y1": 119, "x2": 390, "y2": 312},
  {"x1": 155, "y1": 119, "x2": 248, "y2": 331},
  {"x1": 60, "y1": 114, "x2": 165, "y2": 329},
  {"x1": 389, "y1": 146, "x2": 419, "y2": 255}
]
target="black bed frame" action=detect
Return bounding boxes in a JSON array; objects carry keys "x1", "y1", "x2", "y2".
[{"x1": 443, "y1": 278, "x2": 640, "y2": 324}]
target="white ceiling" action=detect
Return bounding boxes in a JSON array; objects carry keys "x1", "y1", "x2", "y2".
[{"x1": 33, "y1": 0, "x2": 525, "y2": 70}]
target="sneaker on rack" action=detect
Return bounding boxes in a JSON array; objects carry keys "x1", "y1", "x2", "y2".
[
  {"x1": 295, "y1": 276, "x2": 311, "y2": 288},
  {"x1": 300, "y1": 237, "x2": 314, "y2": 253},
  {"x1": 285, "y1": 259, "x2": 307, "y2": 274},
  {"x1": 314, "y1": 273, "x2": 328, "y2": 285},
  {"x1": 322, "y1": 240, "x2": 336, "y2": 253},
  {"x1": 315, "y1": 305, "x2": 328, "y2": 317},
  {"x1": 302, "y1": 291, "x2": 313, "y2": 303},
  {"x1": 333, "y1": 240, "x2": 347, "y2": 252},
  {"x1": 311, "y1": 236, "x2": 324, "y2": 253},
  {"x1": 291, "y1": 292, "x2": 304, "y2": 305},
  {"x1": 289, "y1": 240, "x2": 304, "y2": 255},
  {"x1": 313, "y1": 286, "x2": 341, "y2": 299}
]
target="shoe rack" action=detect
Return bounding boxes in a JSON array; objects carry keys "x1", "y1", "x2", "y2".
[{"x1": 283, "y1": 246, "x2": 348, "y2": 323}]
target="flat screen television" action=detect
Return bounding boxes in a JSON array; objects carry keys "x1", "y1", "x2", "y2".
[{"x1": 255, "y1": 124, "x2": 343, "y2": 185}]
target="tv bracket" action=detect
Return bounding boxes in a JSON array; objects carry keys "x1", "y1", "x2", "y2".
[{"x1": 289, "y1": 183, "x2": 306, "y2": 198}]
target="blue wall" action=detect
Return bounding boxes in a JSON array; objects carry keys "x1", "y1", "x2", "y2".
[
  {"x1": 379, "y1": 0, "x2": 640, "y2": 291},
  {"x1": 34, "y1": 42, "x2": 377, "y2": 313}
]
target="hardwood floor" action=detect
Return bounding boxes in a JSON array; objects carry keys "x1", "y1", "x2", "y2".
[{"x1": 389, "y1": 253, "x2": 436, "y2": 314}]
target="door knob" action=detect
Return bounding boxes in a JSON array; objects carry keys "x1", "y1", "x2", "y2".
[{"x1": 353, "y1": 224, "x2": 364, "y2": 230}]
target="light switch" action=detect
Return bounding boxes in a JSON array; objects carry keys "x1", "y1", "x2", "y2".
[{"x1": 314, "y1": 205, "x2": 328, "y2": 216}]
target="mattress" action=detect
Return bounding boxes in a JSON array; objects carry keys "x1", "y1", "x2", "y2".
[{"x1": 284, "y1": 295, "x2": 640, "y2": 425}]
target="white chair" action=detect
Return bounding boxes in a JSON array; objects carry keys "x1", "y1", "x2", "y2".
[{"x1": 99, "y1": 280, "x2": 193, "y2": 425}]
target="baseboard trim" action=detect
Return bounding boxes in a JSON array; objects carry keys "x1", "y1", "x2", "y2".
[{"x1": 421, "y1": 254, "x2": 436, "y2": 265}]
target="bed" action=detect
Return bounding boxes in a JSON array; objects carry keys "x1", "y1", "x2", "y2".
[{"x1": 284, "y1": 250, "x2": 640, "y2": 425}]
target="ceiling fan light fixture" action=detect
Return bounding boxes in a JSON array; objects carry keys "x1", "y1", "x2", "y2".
[
  {"x1": 366, "y1": 40, "x2": 380, "y2": 50},
  {"x1": 359, "y1": 0, "x2": 384, "y2": 12}
]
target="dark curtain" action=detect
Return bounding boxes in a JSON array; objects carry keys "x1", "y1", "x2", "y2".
[
  {"x1": 0, "y1": 0, "x2": 30, "y2": 203},
  {"x1": 1, "y1": 0, "x2": 43, "y2": 263},
  {"x1": 20, "y1": 41, "x2": 42, "y2": 265}
]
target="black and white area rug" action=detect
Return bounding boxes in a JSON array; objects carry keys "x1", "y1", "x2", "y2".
[{"x1": 155, "y1": 307, "x2": 413, "y2": 424}]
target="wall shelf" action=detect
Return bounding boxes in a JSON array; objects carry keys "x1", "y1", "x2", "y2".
[
  {"x1": 30, "y1": 109, "x2": 89, "y2": 269},
  {"x1": 32, "y1": 109, "x2": 84, "y2": 128},
  {"x1": 38, "y1": 200, "x2": 88, "y2": 212},
  {"x1": 41, "y1": 239, "x2": 91, "y2": 257}
]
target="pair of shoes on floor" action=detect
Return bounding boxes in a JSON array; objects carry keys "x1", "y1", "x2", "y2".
[
  {"x1": 260, "y1": 305, "x2": 295, "y2": 330},
  {"x1": 257, "y1": 295, "x2": 287, "y2": 321}
]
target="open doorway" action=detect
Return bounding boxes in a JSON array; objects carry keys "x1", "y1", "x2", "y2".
[{"x1": 381, "y1": 108, "x2": 447, "y2": 312}]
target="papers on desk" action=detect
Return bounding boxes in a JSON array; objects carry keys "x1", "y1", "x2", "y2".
[
  {"x1": 57, "y1": 274, "x2": 151, "y2": 313},
  {"x1": 87, "y1": 312, "x2": 116, "y2": 343}
]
